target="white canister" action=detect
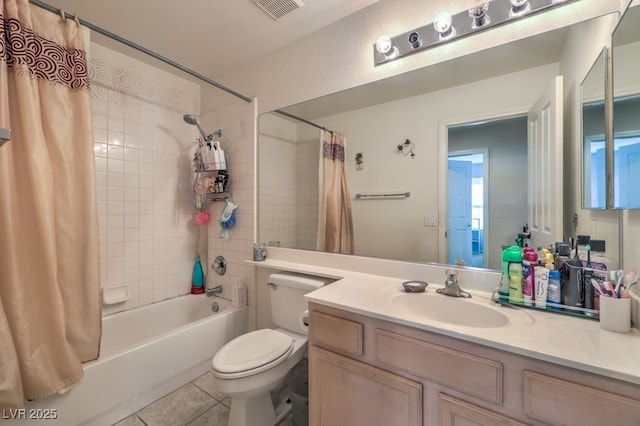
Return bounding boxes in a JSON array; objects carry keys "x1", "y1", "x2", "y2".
[{"x1": 599, "y1": 296, "x2": 631, "y2": 333}]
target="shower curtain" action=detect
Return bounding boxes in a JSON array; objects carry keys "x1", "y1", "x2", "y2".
[
  {"x1": 317, "y1": 130, "x2": 354, "y2": 254},
  {"x1": 0, "y1": 0, "x2": 101, "y2": 408}
]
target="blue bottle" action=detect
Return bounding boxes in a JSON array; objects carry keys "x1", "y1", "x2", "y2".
[{"x1": 191, "y1": 256, "x2": 205, "y2": 294}]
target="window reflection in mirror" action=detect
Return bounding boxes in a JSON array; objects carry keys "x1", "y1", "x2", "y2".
[
  {"x1": 581, "y1": 48, "x2": 607, "y2": 210},
  {"x1": 612, "y1": 4, "x2": 640, "y2": 209}
]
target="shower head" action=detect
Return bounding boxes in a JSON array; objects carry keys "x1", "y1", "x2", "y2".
[
  {"x1": 183, "y1": 113, "x2": 221, "y2": 142},
  {"x1": 183, "y1": 114, "x2": 199, "y2": 126}
]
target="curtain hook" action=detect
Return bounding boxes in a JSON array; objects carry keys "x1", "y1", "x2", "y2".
[
  {"x1": 59, "y1": 9, "x2": 66, "y2": 22},
  {"x1": 73, "y1": 14, "x2": 80, "y2": 27}
]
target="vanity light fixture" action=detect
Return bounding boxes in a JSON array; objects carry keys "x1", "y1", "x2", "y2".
[{"x1": 373, "y1": 0, "x2": 579, "y2": 66}]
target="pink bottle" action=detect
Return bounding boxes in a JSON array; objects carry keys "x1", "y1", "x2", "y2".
[{"x1": 522, "y1": 247, "x2": 538, "y2": 307}]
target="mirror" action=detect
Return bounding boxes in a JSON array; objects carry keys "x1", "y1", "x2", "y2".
[
  {"x1": 581, "y1": 48, "x2": 607, "y2": 210},
  {"x1": 612, "y1": 4, "x2": 640, "y2": 209},
  {"x1": 258, "y1": 16, "x2": 614, "y2": 271}
]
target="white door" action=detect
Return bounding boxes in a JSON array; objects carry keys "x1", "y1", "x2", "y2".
[
  {"x1": 528, "y1": 75, "x2": 563, "y2": 250},
  {"x1": 447, "y1": 159, "x2": 473, "y2": 266}
]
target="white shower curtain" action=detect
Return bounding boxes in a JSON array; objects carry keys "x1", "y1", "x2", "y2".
[{"x1": 316, "y1": 130, "x2": 354, "y2": 254}]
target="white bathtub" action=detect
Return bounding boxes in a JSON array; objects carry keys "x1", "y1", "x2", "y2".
[{"x1": 14, "y1": 294, "x2": 248, "y2": 426}]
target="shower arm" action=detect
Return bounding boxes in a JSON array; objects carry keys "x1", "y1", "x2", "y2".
[{"x1": 196, "y1": 124, "x2": 223, "y2": 143}]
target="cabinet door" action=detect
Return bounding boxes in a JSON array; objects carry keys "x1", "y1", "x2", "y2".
[
  {"x1": 440, "y1": 394, "x2": 526, "y2": 426},
  {"x1": 309, "y1": 346, "x2": 422, "y2": 426}
]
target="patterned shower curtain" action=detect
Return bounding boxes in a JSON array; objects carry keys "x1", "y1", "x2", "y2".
[
  {"x1": 317, "y1": 129, "x2": 354, "y2": 254},
  {"x1": 0, "y1": 0, "x2": 101, "y2": 408}
]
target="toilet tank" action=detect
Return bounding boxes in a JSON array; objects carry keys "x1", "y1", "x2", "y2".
[{"x1": 268, "y1": 272, "x2": 335, "y2": 333}]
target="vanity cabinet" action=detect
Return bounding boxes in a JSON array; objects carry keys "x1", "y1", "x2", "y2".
[{"x1": 308, "y1": 303, "x2": 640, "y2": 426}]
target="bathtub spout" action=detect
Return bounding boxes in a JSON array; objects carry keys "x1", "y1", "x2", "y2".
[{"x1": 206, "y1": 285, "x2": 223, "y2": 297}]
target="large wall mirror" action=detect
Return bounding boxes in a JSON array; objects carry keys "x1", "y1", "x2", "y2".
[
  {"x1": 258, "y1": 15, "x2": 614, "y2": 271},
  {"x1": 581, "y1": 48, "x2": 608, "y2": 210},
  {"x1": 612, "y1": 3, "x2": 640, "y2": 209}
]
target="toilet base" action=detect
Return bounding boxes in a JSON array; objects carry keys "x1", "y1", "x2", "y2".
[{"x1": 228, "y1": 391, "x2": 291, "y2": 426}]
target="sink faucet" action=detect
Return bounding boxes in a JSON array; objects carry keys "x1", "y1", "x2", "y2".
[
  {"x1": 206, "y1": 285, "x2": 223, "y2": 297},
  {"x1": 436, "y1": 269, "x2": 471, "y2": 298}
]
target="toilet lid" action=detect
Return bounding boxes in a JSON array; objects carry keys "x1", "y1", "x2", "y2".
[{"x1": 212, "y1": 329, "x2": 293, "y2": 376}]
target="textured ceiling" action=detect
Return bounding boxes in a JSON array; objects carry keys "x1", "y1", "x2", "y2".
[{"x1": 39, "y1": 0, "x2": 382, "y2": 79}]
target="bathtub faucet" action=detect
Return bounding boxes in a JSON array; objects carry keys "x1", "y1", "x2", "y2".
[{"x1": 206, "y1": 285, "x2": 223, "y2": 297}]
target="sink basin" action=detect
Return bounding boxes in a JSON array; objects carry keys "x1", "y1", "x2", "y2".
[{"x1": 380, "y1": 288, "x2": 533, "y2": 328}]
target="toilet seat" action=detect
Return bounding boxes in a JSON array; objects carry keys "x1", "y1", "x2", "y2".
[{"x1": 212, "y1": 329, "x2": 294, "y2": 379}]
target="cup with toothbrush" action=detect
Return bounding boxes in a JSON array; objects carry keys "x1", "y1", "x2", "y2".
[{"x1": 597, "y1": 269, "x2": 632, "y2": 333}]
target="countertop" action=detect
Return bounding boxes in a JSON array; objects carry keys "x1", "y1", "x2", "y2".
[{"x1": 251, "y1": 257, "x2": 640, "y2": 386}]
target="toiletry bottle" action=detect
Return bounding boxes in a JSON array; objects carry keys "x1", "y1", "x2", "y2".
[
  {"x1": 534, "y1": 266, "x2": 549, "y2": 308},
  {"x1": 191, "y1": 256, "x2": 205, "y2": 294},
  {"x1": 508, "y1": 248, "x2": 524, "y2": 305},
  {"x1": 500, "y1": 246, "x2": 522, "y2": 300},
  {"x1": 547, "y1": 269, "x2": 561, "y2": 306},
  {"x1": 522, "y1": 247, "x2": 538, "y2": 307}
]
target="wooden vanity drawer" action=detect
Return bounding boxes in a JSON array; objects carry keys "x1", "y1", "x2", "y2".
[
  {"x1": 524, "y1": 371, "x2": 640, "y2": 426},
  {"x1": 439, "y1": 394, "x2": 526, "y2": 426},
  {"x1": 376, "y1": 329, "x2": 503, "y2": 404},
  {"x1": 309, "y1": 310, "x2": 363, "y2": 357}
]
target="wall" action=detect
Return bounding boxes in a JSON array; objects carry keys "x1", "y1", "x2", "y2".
[
  {"x1": 560, "y1": 12, "x2": 622, "y2": 270},
  {"x1": 90, "y1": 43, "x2": 201, "y2": 315},
  {"x1": 219, "y1": 0, "x2": 619, "y2": 114},
  {"x1": 258, "y1": 114, "x2": 319, "y2": 252},
  {"x1": 201, "y1": 100, "x2": 258, "y2": 330},
  {"x1": 316, "y1": 63, "x2": 557, "y2": 264},
  {"x1": 91, "y1": 43, "x2": 258, "y2": 327}
]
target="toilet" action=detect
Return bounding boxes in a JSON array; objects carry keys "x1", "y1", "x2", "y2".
[{"x1": 211, "y1": 272, "x2": 334, "y2": 426}]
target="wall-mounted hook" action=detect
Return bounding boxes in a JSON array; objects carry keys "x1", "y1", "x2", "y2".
[
  {"x1": 397, "y1": 139, "x2": 416, "y2": 159},
  {"x1": 355, "y1": 152, "x2": 364, "y2": 170}
]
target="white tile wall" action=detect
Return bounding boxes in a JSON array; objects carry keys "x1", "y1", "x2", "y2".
[
  {"x1": 201, "y1": 101, "x2": 258, "y2": 329},
  {"x1": 90, "y1": 43, "x2": 201, "y2": 315},
  {"x1": 258, "y1": 113, "x2": 320, "y2": 253}
]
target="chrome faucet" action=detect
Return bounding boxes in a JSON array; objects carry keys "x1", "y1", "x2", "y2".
[
  {"x1": 205, "y1": 285, "x2": 223, "y2": 297},
  {"x1": 436, "y1": 269, "x2": 471, "y2": 298}
]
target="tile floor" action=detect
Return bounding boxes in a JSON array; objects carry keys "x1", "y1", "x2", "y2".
[{"x1": 113, "y1": 371, "x2": 294, "y2": 426}]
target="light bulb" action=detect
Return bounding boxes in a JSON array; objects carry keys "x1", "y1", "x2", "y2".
[
  {"x1": 375, "y1": 35, "x2": 399, "y2": 60},
  {"x1": 469, "y1": 3, "x2": 490, "y2": 28},
  {"x1": 375, "y1": 36, "x2": 392, "y2": 54},
  {"x1": 434, "y1": 12, "x2": 455, "y2": 40},
  {"x1": 509, "y1": 0, "x2": 531, "y2": 17}
]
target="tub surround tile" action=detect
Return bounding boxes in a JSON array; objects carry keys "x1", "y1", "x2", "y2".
[{"x1": 137, "y1": 383, "x2": 216, "y2": 426}]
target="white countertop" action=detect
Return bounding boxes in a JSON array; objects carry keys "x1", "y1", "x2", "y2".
[{"x1": 251, "y1": 256, "x2": 640, "y2": 386}]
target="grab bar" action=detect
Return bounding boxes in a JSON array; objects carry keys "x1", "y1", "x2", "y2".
[{"x1": 355, "y1": 192, "x2": 410, "y2": 199}]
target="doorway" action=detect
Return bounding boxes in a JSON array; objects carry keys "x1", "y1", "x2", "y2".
[
  {"x1": 446, "y1": 115, "x2": 528, "y2": 270},
  {"x1": 447, "y1": 151, "x2": 487, "y2": 268}
]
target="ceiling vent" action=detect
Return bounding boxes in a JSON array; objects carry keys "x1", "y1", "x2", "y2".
[{"x1": 252, "y1": 0, "x2": 305, "y2": 20}]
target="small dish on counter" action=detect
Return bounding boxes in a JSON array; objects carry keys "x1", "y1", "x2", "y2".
[{"x1": 402, "y1": 280, "x2": 428, "y2": 293}]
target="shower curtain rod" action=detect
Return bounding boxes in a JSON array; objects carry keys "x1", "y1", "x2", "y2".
[
  {"x1": 275, "y1": 109, "x2": 328, "y2": 132},
  {"x1": 28, "y1": 0, "x2": 253, "y2": 104}
]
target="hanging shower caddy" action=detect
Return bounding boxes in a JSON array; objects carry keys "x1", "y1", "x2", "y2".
[{"x1": 192, "y1": 138, "x2": 230, "y2": 209}]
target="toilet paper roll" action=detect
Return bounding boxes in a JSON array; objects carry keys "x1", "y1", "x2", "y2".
[{"x1": 298, "y1": 310, "x2": 310, "y2": 334}]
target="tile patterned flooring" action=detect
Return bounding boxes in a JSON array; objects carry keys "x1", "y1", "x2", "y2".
[{"x1": 113, "y1": 371, "x2": 293, "y2": 426}]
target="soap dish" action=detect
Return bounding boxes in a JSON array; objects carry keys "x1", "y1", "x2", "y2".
[{"x1": 402, "y1": 280, "x2": 428, "y2": 293}]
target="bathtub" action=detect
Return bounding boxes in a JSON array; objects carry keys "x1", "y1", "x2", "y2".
[{"x1": 14, "y1": 294, "x2": 248, "y2": 426}]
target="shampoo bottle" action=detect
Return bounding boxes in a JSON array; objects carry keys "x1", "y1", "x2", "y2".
[
  {"x1": 522, "y1": 247, "x2": 538, "y2": 307},
  {"x1": 500, "y1": 246, "x2": 522, "y2": 300},
  {"x1": 191, "y1": 256, "x2": 205, "y2": 294},
  {"x1": 547, "y1": 270, "x2": 562, "y2": 306},
  {"x1": 508, "y1": 248, "x2": 524, "y2": 305}
]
